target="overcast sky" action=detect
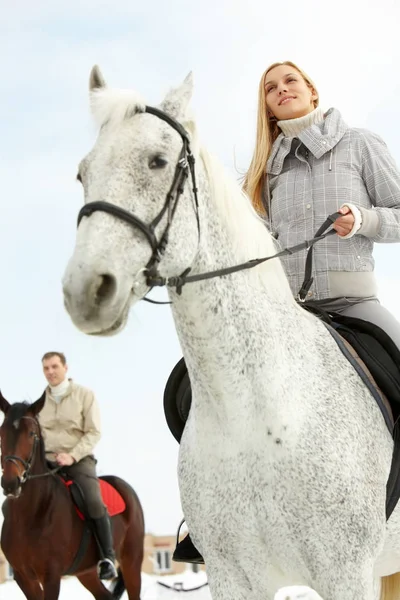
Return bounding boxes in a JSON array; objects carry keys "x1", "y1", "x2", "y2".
[{"x1": 0, "y1": 0, "x2": 399, "y2": 535}]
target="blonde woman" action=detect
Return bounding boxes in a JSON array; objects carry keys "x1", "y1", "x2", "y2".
[
  {"x1": 173, "y1": 61, "x2": 400, "y2": 566},
  {"x1": 243, "y1": 60, "x2": 400, "y2": 339}
]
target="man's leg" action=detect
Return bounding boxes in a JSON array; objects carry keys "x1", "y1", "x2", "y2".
[{"x1": 66, "y1": 456, "x2": 118, "y2": 580}]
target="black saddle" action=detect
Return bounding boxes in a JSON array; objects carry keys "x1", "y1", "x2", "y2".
[{"x1": 163, "y1": 357, "x2": 192, "y2": 444}]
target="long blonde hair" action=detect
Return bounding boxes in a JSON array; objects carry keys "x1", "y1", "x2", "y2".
[{"x1": 243, "y1": 61, "x2": 319, "y2": 215}]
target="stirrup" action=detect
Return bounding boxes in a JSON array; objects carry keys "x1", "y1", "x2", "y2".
[
  {"x1": 97, "y1": 557, "x2": 117, "y2": 580},
  {"x1": 175, "y1": 517, "x2": 186, "y2": 548}
]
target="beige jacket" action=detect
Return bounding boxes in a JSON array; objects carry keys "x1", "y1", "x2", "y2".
[{"x1": 39, "y1": 380, "x2": 101, "y2": 463}]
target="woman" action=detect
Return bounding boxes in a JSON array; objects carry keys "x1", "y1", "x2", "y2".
[
  {"x1": 173, "y1": 61, "x2": 400, "y2": 564},
  {"x1": 243, "y1": 60, "x2": 400, "y2": 337}
]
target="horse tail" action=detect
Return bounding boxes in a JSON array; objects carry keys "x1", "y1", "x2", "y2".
[
  {"x1": 380, "y1": 572, "x2": 400, "y2": 600},
  {"x1": 111, "y1": 567, "x2": 126, "y2": 600}
]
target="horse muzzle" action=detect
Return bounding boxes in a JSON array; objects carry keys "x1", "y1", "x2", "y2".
[{"x1": 1, "y1": 475, "x2": 22, "y2": 498}]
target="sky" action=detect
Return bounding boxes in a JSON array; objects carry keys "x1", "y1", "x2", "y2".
[{"x1": 0, "y1": 0, "x2": 400, "y2": 536}]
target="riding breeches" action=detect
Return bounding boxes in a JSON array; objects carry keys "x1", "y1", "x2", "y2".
[{"x1": 64, "y1": 455, "x2": 106, "y2": 519}]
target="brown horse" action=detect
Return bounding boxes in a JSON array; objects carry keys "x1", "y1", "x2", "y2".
[{"x1": 0, "y1": 391, "x2": 144, "y2": 600}]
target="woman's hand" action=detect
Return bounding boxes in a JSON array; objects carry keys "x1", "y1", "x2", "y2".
[{"x1": 333, "y1": 206, "x2": 356, "y2": 237}]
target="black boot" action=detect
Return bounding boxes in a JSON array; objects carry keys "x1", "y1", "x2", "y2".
[
  {"x1": 92, "y1": 514, "x2": 118, "y2": 580},
  {"x1": 173, "y1": 533, "x2": 204, "y2": 564}
]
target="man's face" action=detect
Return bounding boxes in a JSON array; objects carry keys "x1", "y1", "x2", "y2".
[{"x1": 42, "y1": 356, "x2": 68, "y2": 386}]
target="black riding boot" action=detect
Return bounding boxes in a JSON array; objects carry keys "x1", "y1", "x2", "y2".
[
  {"x1": 173, "y1": 533, "x2": 204, "y2": 564},
  {"x1": 92, "y1": 514, "x2": 118, "y2": 580}
]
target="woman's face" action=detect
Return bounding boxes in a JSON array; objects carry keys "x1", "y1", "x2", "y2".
[{"x1": 264, "y1": 65, "x2": 317, "y2": 121}]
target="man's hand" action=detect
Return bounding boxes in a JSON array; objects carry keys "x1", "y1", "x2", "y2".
[
  {"x1": 333, "y1": 206, "x2": 356, "y2": 237},
  {"x1": 56, "y1": 453, "x2": 75, "y2": 466}
]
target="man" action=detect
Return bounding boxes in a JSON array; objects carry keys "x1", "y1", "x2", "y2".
[{"x1": 40, "y1": 351, "x2": 117, "y2": 580}]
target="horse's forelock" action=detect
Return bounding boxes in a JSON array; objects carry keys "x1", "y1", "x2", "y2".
[
  {"x1": 6, "y1": 402, "x2": 30, "y2": 425},
  {"x1": 90, "y1": 87, "x2": 147, "y2": 129}
]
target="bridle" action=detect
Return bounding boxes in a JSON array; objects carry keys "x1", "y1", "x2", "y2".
[
  {"x1": 77, "y1": 106, "x2": 200, "y2": 301},
  {"x1": 76, "y1": 105, "x2": 340, "y2": 300},
  {"x1": 2, "y1": 416, "x2": 59, "y2": 486}
]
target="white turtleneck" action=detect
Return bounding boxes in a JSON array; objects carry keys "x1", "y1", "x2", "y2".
[
  {"x1": 277, "y1": 106, "x2": 325, "y2": 137},
  {"x1": 50, "y1": 378, "x2": 70, "y2": 403}
]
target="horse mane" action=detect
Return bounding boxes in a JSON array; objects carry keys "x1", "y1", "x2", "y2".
[{"x1": 185, "y1": 125, "x2": 293, "y2": 294}]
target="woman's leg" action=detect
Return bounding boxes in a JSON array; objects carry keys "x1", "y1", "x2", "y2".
[{"x1": 337, "y1": 299, "x2": 400, "y2": 349}]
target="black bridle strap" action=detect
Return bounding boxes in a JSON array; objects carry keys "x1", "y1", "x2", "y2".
[
  {"x1": 146, "y1": 212, "x2": 340, "y2": 295},
  {"x1": 27, "y1": 465, "x2": 61, "y2": 480},
  {"x1": 297, "y1": 211, "x2": 341, "y2": 301},
  {"x1": 78, "y1": 201, "x2": 159, "y2": 251},
  {"x1": 145, "y1": 106, "x2": 191, "y2": 142},
  {"x1": 4, "y1": 455, "x2": 30, "y2": 470},
  {"x1": 1, "y1": 416, "x2": 57, "y2": 482},
  {"x1": 77, "y1": 108, "x2": 199, "y2": 270}
]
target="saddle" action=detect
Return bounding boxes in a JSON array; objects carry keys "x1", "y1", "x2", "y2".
[
  {"x1": 62, "y1": 476, "x2": 126, "y2": 521},
  {"x1": 163, "y1": 311, "x2": 400, "y2": 520},
  {"x1": 45, "y1": 462, "x2": 126, "y2": 520}
]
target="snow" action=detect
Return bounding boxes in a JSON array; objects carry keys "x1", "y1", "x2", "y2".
[
  {"x1": 0, "y1": 574, "x2": 322, "y2": 600},
  {"x1": 0, "y1": 570, "x2": 211, "y2": 600}
]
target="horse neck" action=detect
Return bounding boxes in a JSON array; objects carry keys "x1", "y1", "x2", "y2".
[{"x1": 170, "y1": 157, "x2": 317, "y2": 413}]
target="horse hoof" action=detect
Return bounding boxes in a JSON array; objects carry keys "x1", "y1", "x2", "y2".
[{"x1": 274, "y1": 586, "x2": 324, "y2": 600}]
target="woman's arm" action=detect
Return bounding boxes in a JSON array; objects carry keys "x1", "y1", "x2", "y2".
[{"x1": 358, "y1": 130, "x2": 400, "y2": 243}]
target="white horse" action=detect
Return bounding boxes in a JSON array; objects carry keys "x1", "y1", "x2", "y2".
[{"x1": 62, "y1": 65, "x2": 400, "y2": 600}]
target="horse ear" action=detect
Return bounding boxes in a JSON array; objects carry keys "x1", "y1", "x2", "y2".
[
  {"x1": 31, "y1": 392, "x2": 46, "y2": 416},
  {"x1": 0, "y1": 391, "x2": 10, "y2": 414},
  {"x1": 160, "y1": 72, "x2": 194, "y2": 120},
  {"x1": 89, "y1": 65, "x2": 107, "y2": 91}
]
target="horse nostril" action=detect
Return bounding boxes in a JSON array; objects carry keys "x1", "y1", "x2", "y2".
[
  {"x1": 1, "y1": 476, "x2": 19, "y2": 496},
  {"x1": 94, "y1": 274, "x2": 117, "y2": 306}
]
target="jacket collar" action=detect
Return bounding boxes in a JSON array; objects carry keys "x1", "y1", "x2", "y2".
[{"x1": 267, "y1": 108, "x2": 349, "y2": 175}]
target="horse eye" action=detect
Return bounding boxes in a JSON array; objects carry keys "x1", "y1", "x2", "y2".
[
  {"x1": 149, "y1": 155, "x2": 168, "y2": 170},
  {"x1": 29, "y1": 431, "x2": 35, "y2": 438}
]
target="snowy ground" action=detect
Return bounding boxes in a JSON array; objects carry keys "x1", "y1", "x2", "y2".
[
  {"x1": 0, "y1": 570, "x2": 211, "y2": 600},
  {"x1": 0, "y1": 573, "x2": 322, "y2": 600}
]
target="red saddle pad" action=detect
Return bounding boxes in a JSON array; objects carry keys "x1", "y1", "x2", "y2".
[{"x1": 64, "y1": 478, "x2": 126, "y2": 520}]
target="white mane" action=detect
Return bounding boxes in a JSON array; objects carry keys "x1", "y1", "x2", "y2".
[
  {"x1": 198, "y1": 145, "x2": 277, "y2": 259},
  {"x1": 90, "y1": 87, "x2": 147, "y2": 128}
]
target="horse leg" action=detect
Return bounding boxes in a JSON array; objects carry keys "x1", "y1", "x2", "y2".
[
  {"x1": 13, "y1": 571, "x2": 43, "y2": 600},
  {"x1": 289, "y1": 570, "x2": 380, "y2": 600},
  {"x1": 77, "y1": 570, "x2": 114, "y2": 600},
  {"x1": 119, "y1": 553, "x2": 142, "y2": 600},
  {"x1": 118, "y1": 528, "x2": 143, "y2": 600},
  {"x1": 42, "y1": 578, "x2": 61, "y2": 600},
  {"x1": 205, "y1": 558, "x2": 254, "y2": 600}
]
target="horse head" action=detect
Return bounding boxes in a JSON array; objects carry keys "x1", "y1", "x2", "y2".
[
  {"x1": 0, "y1": 392, "x2": 45, "y2": 497},
  {"x1": 62, "y1": 65, "x2": 201, "y2": 336}
]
